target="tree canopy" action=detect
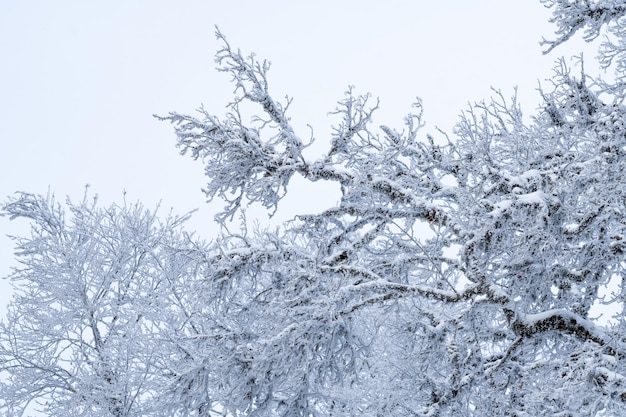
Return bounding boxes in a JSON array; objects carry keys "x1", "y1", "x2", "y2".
[{"x1": 3, "y1": 1, "x2": 626, "y2": 416}]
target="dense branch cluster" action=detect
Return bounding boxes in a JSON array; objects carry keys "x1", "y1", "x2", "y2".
[{"x1": 4, "y1": 2, "x2": 626, "y2": 416}]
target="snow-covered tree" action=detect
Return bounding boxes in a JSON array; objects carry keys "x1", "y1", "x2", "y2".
[
  {"x1": 0, "y1": 192, "x2": 205, "y2": 417},
  {"x1": 154, "y1": 6, "x2": 626, "y2": 415},
  {"x1": 5, "y1": 1, "x2": 626, "y2": 416}
]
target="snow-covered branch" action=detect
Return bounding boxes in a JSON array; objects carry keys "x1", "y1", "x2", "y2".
[{"x1": 541, "y1": 0, "x2": 626, "y2": 52}]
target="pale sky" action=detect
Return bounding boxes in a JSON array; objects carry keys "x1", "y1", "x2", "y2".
[{"x1": 0, "y1": 1, "x2": 597, "y2": 316}]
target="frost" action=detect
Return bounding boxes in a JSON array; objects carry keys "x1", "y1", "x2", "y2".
[{"x1": 6, "y1": 7, "x2": 626, "y2": 416}]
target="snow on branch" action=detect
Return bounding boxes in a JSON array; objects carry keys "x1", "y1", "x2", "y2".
[
  {"x1": 213, "y1": 29, "x2": 303, "y2": 154},
  {"x1": 512, "y1": 309, "x2": 625, "y2": 355},
  {"x1": 156, "y1": 108, "x2": 300, "y2": 222},
  {"x1": 155, "y1": 31, "x2": 310, "y2": 222},
  {"x1": 541, "y1": 0, "x2": 626, "y2": 53}
]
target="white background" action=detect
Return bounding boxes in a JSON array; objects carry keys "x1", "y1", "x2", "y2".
[{"x1": 0, "y1": 1, "x2": 597, "y2": 316}]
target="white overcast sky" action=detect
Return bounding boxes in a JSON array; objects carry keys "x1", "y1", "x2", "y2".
[{"x1": 0, "y1": 1, "x2": 598, "y2": 315}]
